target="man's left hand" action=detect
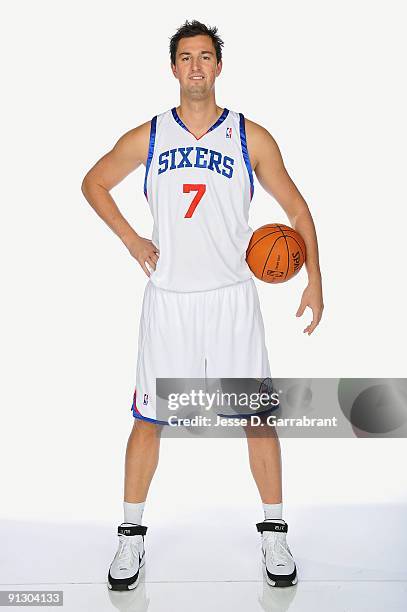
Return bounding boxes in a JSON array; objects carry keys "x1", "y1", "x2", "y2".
[{"x1": 296, "y1": 280, "x2": 324, "y2": 335}]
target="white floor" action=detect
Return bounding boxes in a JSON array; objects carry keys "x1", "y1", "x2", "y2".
[{"x1": 1, "y1": 505, "x2": 406, "y2": 611}]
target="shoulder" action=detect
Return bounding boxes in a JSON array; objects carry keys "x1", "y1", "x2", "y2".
[
  {"x1": 112, "y1": 119, "x2": 153, "y2": 166},
  {"x1": 242, "y1": 116, "x2": 280, "y2": 170},
  {"x1": 117, "y1": 119, "x2": 152, "y2": 147}
]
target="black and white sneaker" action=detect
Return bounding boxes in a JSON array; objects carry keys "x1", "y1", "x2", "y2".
[
  {"x1": 107, "y1": 523, "x2": 147, "y2": 591},
  {"x1": 256, "y1": 519, "x2": 298, "y2": 587}
]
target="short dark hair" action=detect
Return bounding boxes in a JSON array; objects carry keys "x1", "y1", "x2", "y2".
[{"x1": 169, "y1": 20, "x2": 224, "y2": 66}]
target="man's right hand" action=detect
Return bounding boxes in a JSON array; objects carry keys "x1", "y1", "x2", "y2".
[{"x1": 126, "y1": 235, "x2": 160, "y2": 277}]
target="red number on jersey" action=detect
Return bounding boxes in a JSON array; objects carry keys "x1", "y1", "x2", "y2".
[{"x1": 183, "y1": 184, "x2": 206, "y2": 218}]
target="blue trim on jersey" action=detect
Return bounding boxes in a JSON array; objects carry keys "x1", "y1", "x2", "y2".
[
  {"x1": 132, "y1": 411, "x2": 170, "y2": 426},
  {"x1": 171, "y1": 107, "x2": 230, "y2": 137},
  {"x1": 217, "y1": 406, "x2": 277, "y2": 419},
  {"x1": 171, "y1": 107, "x2": 186, "y2": 132},
  {"x1": 132, "y1": 403, "x2": 276, "y2": 425},
  {"x1": 131, "y1": 402, "x2": 170, "y2": 426},
  {"x1": 144, "y1": 115, "x2": 157, "y2": 200},
  {"x1": 239, "y1": 113, "x2": 254, "y2": 201},
  {"x1": 208, "y1": 107, "x2": 230, "y2": 132}
]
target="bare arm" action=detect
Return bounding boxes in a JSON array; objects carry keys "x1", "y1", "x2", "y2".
[
  {"x1": 246, "y1": 119, "x2": 324, "y2": 334},
  {"x1": 81, "y1": 121, "x2": 159, "y2": 277}
]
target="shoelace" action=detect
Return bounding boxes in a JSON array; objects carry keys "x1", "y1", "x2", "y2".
[
  {"x1": 117, "y1": 536, "x2": 137, "y2": 569},
  {"x1": 264, "y1": 532, "x2": 291, "y2": 566}
]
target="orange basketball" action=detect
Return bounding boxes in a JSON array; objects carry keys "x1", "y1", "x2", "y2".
[{"x1": 246, "y1": 224, "x2": 306, "y2": 283}]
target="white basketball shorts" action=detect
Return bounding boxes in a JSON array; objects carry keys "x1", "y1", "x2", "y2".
[{"x1": 131, "y1": 278, "x2": 272, "y2": 424}]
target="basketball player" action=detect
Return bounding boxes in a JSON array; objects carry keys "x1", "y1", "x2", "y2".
[{"x1": 81, "y1": 20, "x2": 324, "y2": 591}]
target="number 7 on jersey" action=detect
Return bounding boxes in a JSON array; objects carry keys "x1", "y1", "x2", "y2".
[{"x1": 183, "y1": 184, "x2": 206, "y2": 218}]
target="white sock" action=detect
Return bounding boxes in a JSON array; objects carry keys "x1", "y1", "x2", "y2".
[
  {"x1": 263, "y1": 502, "x2": 283, "y2": 521},
  {"x1": 123, "y1": 501, "x2": 145, "y2": 525}
]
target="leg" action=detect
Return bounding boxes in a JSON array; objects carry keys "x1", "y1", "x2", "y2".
[
  {"x1": 109, "y1": 418, "x2": 161, "y2": 591},
  {"x1": 202, "y1": 278, "x2": 296, "y2": 586},
  {"x1": 245, "y1": 422, "x2": 297, "y2": 587},
  {"x1": 124, "y1": 418, "x2": 162, "y2": 503},
  {"x1": 244, "y1": 422, "x2": 282, "y2": 504},
  {"x1": 204, "y1": 279, "x2": 281, "y2": 504}
]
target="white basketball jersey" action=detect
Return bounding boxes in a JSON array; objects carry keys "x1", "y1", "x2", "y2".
[{"x1": 144, "y1": 107, "x2": 255, "y2": 292}]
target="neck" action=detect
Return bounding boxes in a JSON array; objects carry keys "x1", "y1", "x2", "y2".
[{"x1": 176, "y1": 96, "x2": 223, "y2": 132}]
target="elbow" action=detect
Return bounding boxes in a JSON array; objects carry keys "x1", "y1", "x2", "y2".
[
  {"x1": 81, "y1": 174, "x2": 90, "y2": 197},
  {"x1": 81, "y1": 173, "x2": 98, "y2": 201},
  {"x1": 81, "y1": 173, "x2": 106, "y2": 198}
]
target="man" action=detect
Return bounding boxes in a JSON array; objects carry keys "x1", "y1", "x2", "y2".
[{"x1": 81, "y1": 20, "x2": 323, "y2": 591}]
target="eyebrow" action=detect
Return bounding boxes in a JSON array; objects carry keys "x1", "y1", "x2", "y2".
[{"x1": 178, "y1": 51, "x2": 214, "y2": 56}]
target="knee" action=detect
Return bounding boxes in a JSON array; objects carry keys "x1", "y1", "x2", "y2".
[
  {"x1": 131, "y1": 418, "x2": 162, "y2": 440},
  {"x1": 244, "y1": 420, "x2": 278, "y2": 440}
]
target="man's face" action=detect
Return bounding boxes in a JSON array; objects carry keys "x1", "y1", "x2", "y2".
[{"x1": 171, "y1": 34, "x2": 222, "y2": 99}]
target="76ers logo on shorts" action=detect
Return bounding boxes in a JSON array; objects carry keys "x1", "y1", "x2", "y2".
[
  {"x1": 143, "y1": 393, "x2": 149, "y2": 406},
  {"x1": 226, "y1": 127, "x2": 232, "y2": 138}
]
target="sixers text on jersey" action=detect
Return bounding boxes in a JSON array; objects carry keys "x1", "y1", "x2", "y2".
[{"x1": 157, "y1": 147, "x2": 234, "y2": 179}]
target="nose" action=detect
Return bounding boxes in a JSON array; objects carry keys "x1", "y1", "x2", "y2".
[{"x1": 191, "y1": 56, "x2": 202, "y2": 72}]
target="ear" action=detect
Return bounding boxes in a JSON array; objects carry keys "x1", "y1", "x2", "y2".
[
  {"x1": 171, "y1": 62, "x2": 178, "y2": 78},
  {"x1": 216, "y1": 60, "x2": 223, "y2": 77}
]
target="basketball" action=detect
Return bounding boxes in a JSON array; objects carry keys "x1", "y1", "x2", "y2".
[{"x1": 246, "y1": 224, "x2": 306, "y2": 283}]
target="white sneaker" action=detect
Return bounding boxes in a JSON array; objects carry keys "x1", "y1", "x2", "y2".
[
  {"x1": 107, "y1": 523, "x2": 147, "y2": 591},
  {"x1": 256, "y1": 519, "x2": 298, "y2": 587}
]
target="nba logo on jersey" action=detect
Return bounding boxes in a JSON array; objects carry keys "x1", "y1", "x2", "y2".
[
  {"x1": 226, "y1": 127, "x2": 232, "y2": 138},
  {"x1": 143, "y1": 393, "x2": 149, "y2": 405}
]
